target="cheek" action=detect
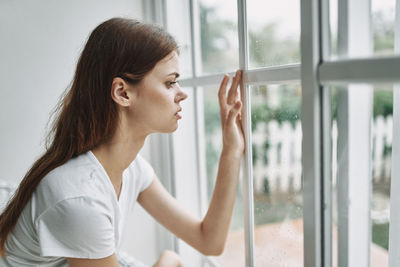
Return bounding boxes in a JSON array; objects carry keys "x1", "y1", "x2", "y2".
[
  {"x1": 135, "y1": 94, "x2": 172, "y2": 121},
  {"x1": 149, "y1": 90, "x2": 174, "y2": 108}
]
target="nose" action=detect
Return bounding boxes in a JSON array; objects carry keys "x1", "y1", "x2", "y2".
[{"x1": 175, "y1": 86, "x2": 188, "y2": 103}]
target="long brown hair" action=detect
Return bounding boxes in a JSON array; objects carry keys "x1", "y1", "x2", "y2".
[{"x1": 0, "y1": 17, "x2": 178, "y2": 255}]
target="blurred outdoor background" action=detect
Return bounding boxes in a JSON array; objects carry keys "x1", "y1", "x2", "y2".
[{"x1": 199, "y1": 0, "x2": 395, "y2": 265}]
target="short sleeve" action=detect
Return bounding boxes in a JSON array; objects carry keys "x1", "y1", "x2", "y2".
[
  {"x1": 36, "y1": 197, "x2": 115, "y2": 259},
  {"x1": 137, "y1": 155, "x2": 155, "y2": 192}
]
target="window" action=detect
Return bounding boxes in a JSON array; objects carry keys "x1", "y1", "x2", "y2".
[
  {"x1": 148, "y1": 0, "x2": 400, "y2": 266},
  {"x1": 247, "y1": 0, "x2": 301, "y2": 68},
  {"x1": 330, "y1": 85, "x2": 394, "y2": 267}
]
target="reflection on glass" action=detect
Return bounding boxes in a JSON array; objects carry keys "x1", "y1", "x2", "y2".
[
  {"x1": 248, "y1": 0, "x2": 300, "y2": 68},
  {"x1": 331, "y1": 86, "x2": 392, "y2": 266},
  {"x1": 251, "y1": 84, "x2": 303, "y2": 266},
  {"x1": 199, "y1": 0, "x2": 239, "y2": 74},
  {"x1": 203, "y1": 85, "x2": 245, "y2": 266},
  {"x1": 166, "y1": 0, "x2": 192, "y2": 78}
]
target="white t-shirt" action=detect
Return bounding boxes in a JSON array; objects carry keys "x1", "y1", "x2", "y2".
[{"x1": 1, "y1": 151, "x2": 154, "y2": 266}]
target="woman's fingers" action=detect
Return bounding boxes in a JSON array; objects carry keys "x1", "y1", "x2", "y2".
[
  {"x1": 218, "y1": 74, "x2": 230, "y2": 126},
  {"x1": 227, "y1": 101, "x2": 242, "y2": 125},
  {"x1": 227, "y1": 70, "x2": 242, "y2": 105},
  {"x1": 218, "y1": 70, "x2": 242, "y2": 128},
  {"x1": 218, "y1": 74, "x2": 230, "y2": 105}
]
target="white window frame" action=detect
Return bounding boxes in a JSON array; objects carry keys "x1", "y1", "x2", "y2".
[
  {"x1": 146, "y1": 0, "x2": 400, "y2": 266},
  {"x1": 388, "y1": 1, "x2": 400, "y2": 267}
]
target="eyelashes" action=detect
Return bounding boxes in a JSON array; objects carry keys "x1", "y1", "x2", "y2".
[{"x1": 166, "y1": 81, "x2": 179, "y2": 88}]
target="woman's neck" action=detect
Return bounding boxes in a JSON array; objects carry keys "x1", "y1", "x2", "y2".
[{"x1": 92, "y1": 130, "x2": 147, "y2": 197}]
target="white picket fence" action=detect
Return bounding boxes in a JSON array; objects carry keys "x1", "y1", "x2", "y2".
[
  {"x1": 372, "y1": 116, "x2": 393, "y2": 184},
  {"x1": 252, "y1": 120, "x2": 302, "y2": 194},
  {"x1": 227, "y1": 115, "x2": 393, "y2": 195}
]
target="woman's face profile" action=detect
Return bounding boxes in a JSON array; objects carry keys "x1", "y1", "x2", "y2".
[{"x1": 127, "y1": 50, "x2": 188, "y2": 134}]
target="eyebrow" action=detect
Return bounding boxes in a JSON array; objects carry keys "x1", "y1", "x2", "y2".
[{"x1": 167, "y1": 72, "x2": 180, "y2": 79}]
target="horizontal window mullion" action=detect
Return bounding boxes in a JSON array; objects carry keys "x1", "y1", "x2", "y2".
[
  {"x1": 319, "y1": 56, "x2": 400, "y2": 85},
  {"x1": 245, "y1": 64, "x2": 300, "y2": 85},
  {"x1": 179, "y1": 73, "x2": 229, "y2": 88},
  {"x1": 179, "y1": 64, "x2": 301, "y2": 87}
]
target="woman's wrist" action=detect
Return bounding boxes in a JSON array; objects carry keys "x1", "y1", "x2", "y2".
[{"x1": 221, "y1": 147, "x2": 243, "y2": 160}]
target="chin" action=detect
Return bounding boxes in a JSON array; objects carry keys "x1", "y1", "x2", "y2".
[
  {"x1": 159, "y1": 123, "x2": 179, "y2": 133},
  {"x1": 169, "y1": 124, "x2": 179, "y2": 132}
]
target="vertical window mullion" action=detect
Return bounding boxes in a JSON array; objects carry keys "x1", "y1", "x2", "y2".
[
  {"x1": 388, "y1": 1, "x2": 400, "y2": 266},
  {"x1": 188, "y1": 1, "x2": 215, "y2": 266},
  {"x1": 237, "y1": 0, "x2": 255, "y2": 266},
  {"x1": 300, "y1": 0, "x2": 322, "y2": 266},
  {"x1": 188, "y1": 0, "x2": 212, "y2": 263},
  {"x1": 320, "y1": 0, "x2": 333, "y2": 266},
  {"x1": 336, "y1": 0, "x2": 372, "y2": 266},
  {"x1": 188, "y1": 0, "x2": 207, "y2": 217},
  {"x1": 389, "y1": 80, "x2": 400, "y2": 267}
]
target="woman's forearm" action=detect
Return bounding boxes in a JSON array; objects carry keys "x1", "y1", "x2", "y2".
[{"x1": 200, "y1": 148, "x2": 242, "y2": 255}]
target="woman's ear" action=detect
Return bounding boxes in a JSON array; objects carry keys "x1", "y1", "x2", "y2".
[{"x1": 111, "y1": 77, "x2": 133, "y2": 107}]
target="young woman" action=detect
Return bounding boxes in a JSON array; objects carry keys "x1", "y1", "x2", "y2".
[{"x1": 0, "y1": 18, "x2": 244, "y2": 267}]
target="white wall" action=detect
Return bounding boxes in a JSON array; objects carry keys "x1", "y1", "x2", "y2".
[{"x1": 0, "y1": 0, "x2": 158, "y2": 265}]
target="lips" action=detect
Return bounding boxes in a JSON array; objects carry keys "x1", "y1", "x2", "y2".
[{"x1": 175, "y1": 108, "x2": 182, "y2": 119}]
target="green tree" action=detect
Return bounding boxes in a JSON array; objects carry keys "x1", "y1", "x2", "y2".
[
  {"x1": 200, "y1": 4, "x2": 238, "y2": 73},
  {"x1": 373, "y1": 11, "x2": 395, "y2": 54},
  {"x1": 249, "y1": 24, "x2": 300, "y2": 67}
]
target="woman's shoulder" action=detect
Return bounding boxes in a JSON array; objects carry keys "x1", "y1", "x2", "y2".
[
  {"x1": 125, "y1": 154, "x2": 155, "y2": 193},
  {"x1": 128, "y1": 154, "x2": 154, "y2": 175},
  {"x1": 34, "y1": 151, "x2": 112, "y2": 210}
]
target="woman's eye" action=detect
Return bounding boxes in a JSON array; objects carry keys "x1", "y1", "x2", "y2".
[{"x1": 166, "y1": 81, "x2": 178, "y2": 88}]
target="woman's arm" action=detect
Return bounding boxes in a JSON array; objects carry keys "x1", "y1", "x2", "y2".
[
  {"x1": 138, "y1": 70, "x2": 244, "y2": 256},
  {"x1": 67, "y1": 251, "x2": 182, "y2": 267},
  {"x1": 67, "y1": 254, "x2": 119, "y2": 267}
]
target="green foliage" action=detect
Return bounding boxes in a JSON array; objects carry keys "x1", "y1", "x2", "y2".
[
  {"x1": 252, "y1": 144, "x2": 258, "y2": 164},
  {"x1": 249, "y1": 24, "x2": 300, "y2": 67},
  {"x1": 331, "y1": 88, "x2": 393, "y2": 120},
  {"x1": 373, "y1": 11, "x2": 395, "y2": 54},
  {"x1": 200, "y1": 4, "x2": 238, "y2": 73},
  {"x1": 251, "y1": 95, "x2": 301, "y2": 129},
  {"x1": 263, "y1": 177, "x2": 270, "y2": 195},
  {"x1": 206, "y1": 140, "x2": 219, "y2": 199},
  {"x1": 203, "y1": 100, "x2": 220, "y2": 133},
  {"x1": 331, "y1": 88, "x2": 338, "y2": 120},
  {"x1": 251, "y1": 104, "x2": 272, "y2": 131},
  {"x1": 273, "y1": 96, "x2": 301, "y2": 126},
  {"x1": 372, "y1": 223, "x2": 389, "y2": 250},
  {"x1": 254, "y1": 200, "x2": 302, "y2": 225},
  {"x1": 373, "y1": 89, "x2": 393, "y2": 118},
  {"x1": 263, "y1": 140, "x2": 270, "y2": 165}
]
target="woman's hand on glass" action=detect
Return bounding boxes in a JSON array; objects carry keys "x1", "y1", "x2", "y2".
[{"x1": 218, "y1": 70, "x2": 245, "y2": 157}]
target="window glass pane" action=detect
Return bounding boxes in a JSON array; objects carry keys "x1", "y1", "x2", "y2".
[
  {"x1": 251, "y1": 84, "x2": 303, "y2": 266},
  {"x1": 330, "y1": 85, "x2": 392, "y2": 267},
  {"x1": 329, "y1": 0, "x2": 396, "y2": 58},
  {"x1": 329, "y1": 0, "x2": 338, "y2": 58},
  {"x1": 199, "y1": 0, "x2": 239, "y2": 74},
  {"x1": 372, "y1": 0, "x2": 396, "y2": 56},
  {"x1": 166, "y1": 0, "x2": 193, "y2": 78},
  {"x1": 203, "y1": 85, "x2": 245, "y2": 267},
  {"x1": 248, "y1": 0, "x2": 301, "y2": 68}
]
